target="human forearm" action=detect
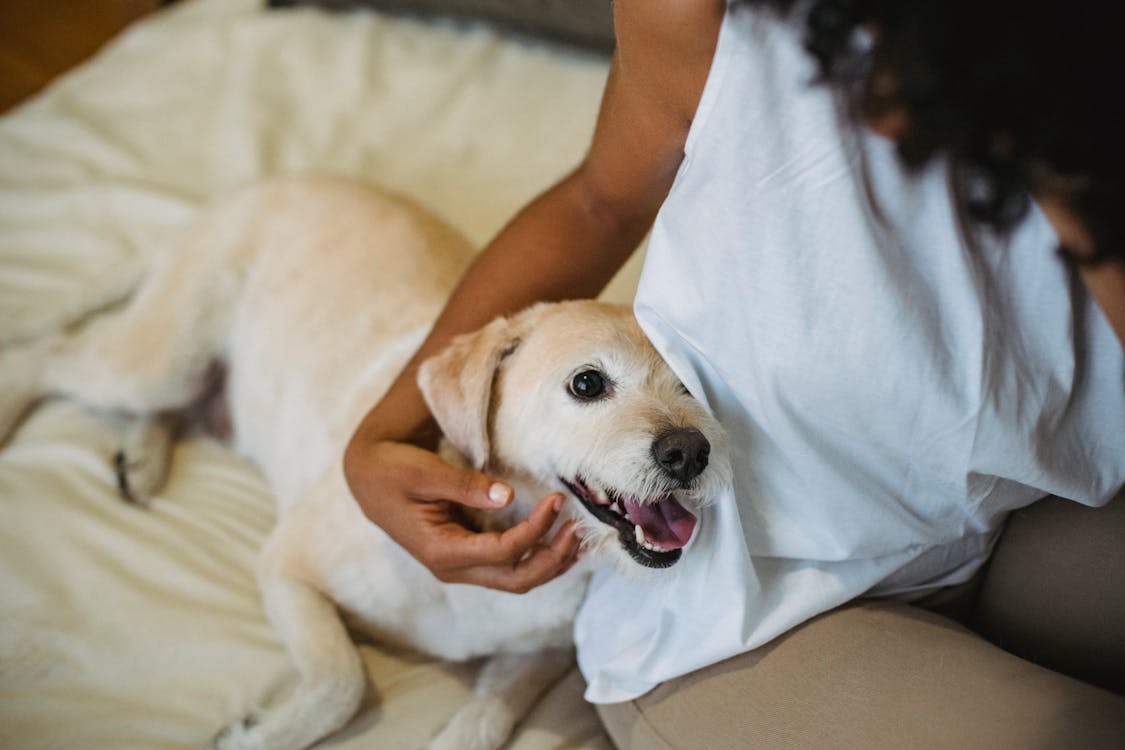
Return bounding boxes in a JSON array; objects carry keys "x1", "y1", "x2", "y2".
[{"x1": 347, "y1": 165, "x2": 652, "y2": 449}]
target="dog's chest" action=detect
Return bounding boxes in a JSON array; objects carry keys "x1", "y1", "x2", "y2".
[{"x1": 318, "y1": 530, "x2": 586, "y2": 662}]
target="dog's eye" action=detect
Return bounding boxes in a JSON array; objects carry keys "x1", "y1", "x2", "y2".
[{"x1": 569, "y1": 370, "x2": 607, "y2": 401}]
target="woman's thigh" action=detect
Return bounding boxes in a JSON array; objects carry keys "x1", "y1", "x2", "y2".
[
  {"x1": 597, "y1": 601, "x2": 1125, "y2": 750},
  {"x1": 973, "y1": 493, "x2": 1125, "y2": 694}
]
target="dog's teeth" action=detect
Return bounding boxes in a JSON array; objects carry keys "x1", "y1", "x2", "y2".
[
  {"x1": 596, "y1": 488, "x2": 610, "y2": 504},
  {"x1": 634, "y1": 525, "x2": 645, "y2": 545},
  {"x1": 611, "y1": 500, "x2": 623, "y2": 515}
]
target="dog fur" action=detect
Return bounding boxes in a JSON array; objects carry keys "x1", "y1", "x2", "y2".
[{"x1": 0, "y1": 176, "x2": 730, "y2": 750}]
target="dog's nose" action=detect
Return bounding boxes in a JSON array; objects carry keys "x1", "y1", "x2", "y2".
[{"x1": 652, "y1": 428, "x2": 711, "y2": 483}]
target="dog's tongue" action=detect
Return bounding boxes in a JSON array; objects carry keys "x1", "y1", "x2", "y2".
[{"x1": 623, "y1": 496, "x2": 697, "y2": 550}]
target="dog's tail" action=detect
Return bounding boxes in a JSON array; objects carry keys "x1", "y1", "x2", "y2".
[{"x1": 0, "y1": 259, "x2": 144, "y2": 348}]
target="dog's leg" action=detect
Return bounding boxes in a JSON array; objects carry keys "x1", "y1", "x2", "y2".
[
  {"x1": 30, "y1": 231, "x2": 240, "y2": 500},
  {"x1": 29, "y1": 291, "x2": 218, "y2": 502},
  {"x1": 427, "y1": 648, "x2": 575, "y2": 750},
  {"x1": 211, "y1": 529, "x2": 367, "y2": 750},
  {"x1": 1, "y1": 331, "x2": 182, "y2": 501},
  {"x1": 41, "y1": 301, "x2": 218, "y2": 419}
]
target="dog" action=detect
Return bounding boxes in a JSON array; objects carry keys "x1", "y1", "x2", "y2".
[{"x1": 0, "y1": 176, "x2": 731, "y2": 750}]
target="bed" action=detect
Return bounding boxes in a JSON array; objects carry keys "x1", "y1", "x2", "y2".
[{"x1": 0, "y1": 1, "x2": 639, "y2": 746}]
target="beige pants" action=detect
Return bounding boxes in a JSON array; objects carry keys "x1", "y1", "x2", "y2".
[{"x1": 598, "y1": 494, "x2": 1125, "y2": 749}]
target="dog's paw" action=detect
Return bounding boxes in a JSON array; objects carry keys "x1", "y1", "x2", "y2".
[
  {"x1": 426, "y1": 696, "x2": 514, "y2": 750},
  {"x1": 113, "y1": 415, "x2": 175, "y2": 505},
  {"x1": 207, "y1": 714, "x2": 262, "y2": 750},
  {"x1": 113, "y1": 449, "x2": 159, "y2": 506}
]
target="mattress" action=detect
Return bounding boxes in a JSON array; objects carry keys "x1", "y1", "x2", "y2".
[{"x1": 0, "y1": 1, "x2": 636, "y2": 746}]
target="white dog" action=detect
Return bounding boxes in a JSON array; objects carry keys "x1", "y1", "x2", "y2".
[{"x1": 0, "y1": 176, "x2": 730, "y2": 750}]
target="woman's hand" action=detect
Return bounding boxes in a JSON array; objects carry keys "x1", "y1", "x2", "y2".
[{"x1": 344, "y1": 439, "x2": 582, "y2": 593}]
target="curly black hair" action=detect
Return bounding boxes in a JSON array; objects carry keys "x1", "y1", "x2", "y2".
[{"x1": 748, "y1": 0, "x2": 1123, "y2": 263}]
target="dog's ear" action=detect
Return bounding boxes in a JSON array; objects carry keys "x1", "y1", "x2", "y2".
[{"x1": 418, "y1": 315, "x2": 521, "y2": 469}]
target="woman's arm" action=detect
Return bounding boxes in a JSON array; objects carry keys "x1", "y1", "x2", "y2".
[{"x1": 342, "y1": 0, "x2": 725, "y2": 592}]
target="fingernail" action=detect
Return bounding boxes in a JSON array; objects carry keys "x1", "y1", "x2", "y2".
[
  {"x1": 488, "y1": 483, "x2": 512, "y2": 505},
  {"x1": 553, "y1": 494, "x2": 565, "y2": 512}
]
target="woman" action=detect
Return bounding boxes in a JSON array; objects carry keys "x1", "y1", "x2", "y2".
[{"x1": 345, "y1": 0, "x2": 1125, "y2": 743}]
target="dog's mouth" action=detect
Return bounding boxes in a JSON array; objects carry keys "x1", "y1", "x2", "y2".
[{"x1": 561, "y1": 477, "x2": 697, "y2": 569}]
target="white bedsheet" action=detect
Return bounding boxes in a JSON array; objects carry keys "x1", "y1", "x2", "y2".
[{"x1": 0, "y1": 1, "x2": 633, "y2": 746}]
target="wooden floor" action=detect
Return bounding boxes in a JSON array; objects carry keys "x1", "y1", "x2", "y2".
[{"x1": 0, "y1": 0, "x2": 164, "y2": 113}]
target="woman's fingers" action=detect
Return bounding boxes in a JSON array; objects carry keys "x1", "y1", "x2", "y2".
[{"x1": 453, "y1": 520, "x2": 583, "y2": 593}]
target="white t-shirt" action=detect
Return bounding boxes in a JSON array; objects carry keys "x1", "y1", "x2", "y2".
[{"x1": 574, "y1": 3, "x2": 1125, "y2": 703}]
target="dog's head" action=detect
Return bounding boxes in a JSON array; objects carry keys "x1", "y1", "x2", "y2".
[{"x1": 418, "y1": 300, "x2": 731, "y2": 571}]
